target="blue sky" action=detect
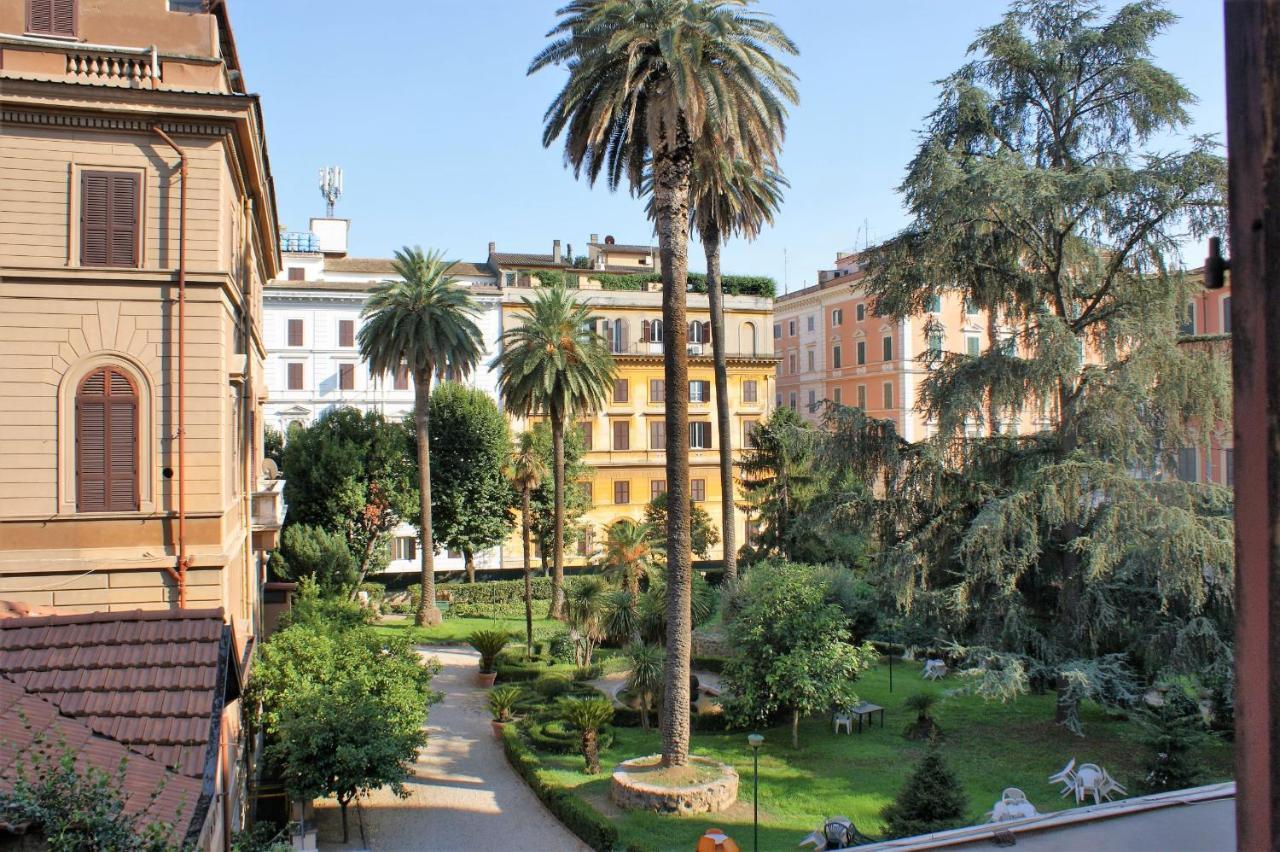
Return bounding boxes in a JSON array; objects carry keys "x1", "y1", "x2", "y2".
[{"x1": 232, "y1": 1, "x2": 1226, "y2": 291}]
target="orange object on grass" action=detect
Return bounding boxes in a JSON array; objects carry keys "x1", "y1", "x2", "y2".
[{"x1": 695, "y1": 827, "x2": 740, "y2": 852}]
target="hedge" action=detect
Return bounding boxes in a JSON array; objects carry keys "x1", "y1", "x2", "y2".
[
  {"x1": 589, "y1": 271, "x2": 776, "y2": 298},
  {"x1": 501, "y1": 725, "x2": 623, "y2": 851},
  {"x1": 691, "y1": 655, "x2": 727, "y2": 674},
  {"x1": 440, "y1": 577, "x2": 585, "y2": 607}
]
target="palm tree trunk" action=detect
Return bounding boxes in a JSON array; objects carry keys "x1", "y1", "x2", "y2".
[
  {"x1": 583, "y1": 728, "x2": 599, "y2": 775},
  {"x1": 549, "y1": 411, "x2": 567, "y2": 620},
  {"x1": 703, "y1": 225, "x2": 736, "y2": 582},
  {"x1": 522, "y1": 486, "x2": 534, "y2": 657},
  {"x1": 653, "y1": 127, "x2": 695, "y2": 769},
  {"x1": 414, "y1": 370, "x2": 443, "y2": 626}
]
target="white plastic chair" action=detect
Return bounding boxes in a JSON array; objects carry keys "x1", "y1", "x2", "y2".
[
  {"x1": 832, "y1": 713, "x2": 853, "y2": 735},
  {"x1": 1002, "y1": 788, "x2": 1028, "y2": 805},
  {"x1": 1075, "y1": 763, "x2": 1104, "y2": 805},
  {"x1": 1048, "y1": 757, "x2": 1077, "y2": 796}
]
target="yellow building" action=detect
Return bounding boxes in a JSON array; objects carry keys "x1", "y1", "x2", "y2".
[{"x1": 487, "y1": 239, "x2": 777, "y2": 567}]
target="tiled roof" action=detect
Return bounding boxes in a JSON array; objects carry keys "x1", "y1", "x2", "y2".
[
  {"x1": 292, "y1": 258, "x2": 497, "y2": 278},
  {"x1": 489, "y1": 252, "x2": 569, "y2": 268},
  {"x1": 0, "y1": 608, "x2": 231, "y2": 779},
  {"x1": 0, "y1": 675, "x2": 205, "y2": 841},
  {"x1": 590, "y1": 242, "x2": 655, "y2": 253}
]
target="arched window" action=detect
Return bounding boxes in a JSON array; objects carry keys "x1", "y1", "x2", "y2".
[
  {"x1": 741, "y1": 321, "x2": 757, "y2": 355},
  {"x1": 651, "y1": 318, "x2": 663, "y2": 344},
  {"x1": 76, "y1": 366, "x2": 138, "y2": 512}
]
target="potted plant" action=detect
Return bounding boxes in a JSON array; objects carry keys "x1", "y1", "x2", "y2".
[
  {"x1": 469, "y1": 629, "x2": 509, "y2": 687},
  {"x1": 489, "y1": 685, "x2": 522, "y2": 736}
]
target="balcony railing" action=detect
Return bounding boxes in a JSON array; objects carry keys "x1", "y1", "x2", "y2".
[{"x1": 609, "y1": 341, "x2": 775, "y2": 360}]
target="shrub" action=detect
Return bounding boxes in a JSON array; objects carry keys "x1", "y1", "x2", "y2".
[
  {"x1": 277, "y1": 524, "x2": 359, "y2": 593},
  {"x1": 547, "y1": 630, "x2": 576, "y2": 664},
  {"x1": 902, "y1": 692, "x2": 942, "y2": 741},
  {"x1": 881, "y1": 745, "x2": 968, "y2": 838},
  {"x1": 558, "y1": 697, "x2": 616, "y2": 774},
  {"x1": 1138, "y1": 689, "x2": 1207, "y2": 792},
  {"x1": 500, "y1": 727, "x2": 621, "y2": 851},
  {"x1": 692, "y1": 655, "x2": 727, "y2": 674},
  {"x1": 469, "y1": 630, "x2": 511, "y2": 674},
  {"x1": 533, "y1": 674, "x2": 574, "y2": 699},
  {"x1": 489, "y1": 686, "x2": 523, "y2": 723},
  {"x1": 574, "y1": 663, "x2": 604, "y2": 681}
]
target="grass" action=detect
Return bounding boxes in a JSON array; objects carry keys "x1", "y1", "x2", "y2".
[
  {"x1": 371, "y1": 612, "x2": 562, "y2": 645},
  {"x1": 533, "y1": 663, "x2": 1234, "y2": 852}
]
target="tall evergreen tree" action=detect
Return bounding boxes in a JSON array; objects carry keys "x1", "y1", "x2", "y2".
[
  {"x1": 531, "y1": 0, "x2": 797, "y2": 768},
  {"x1": 737, "y1": 406, "x2": 820, "y2": 562},
  {"x1": 849, "y1": 0, "x2": 1232, "y2": 730}
]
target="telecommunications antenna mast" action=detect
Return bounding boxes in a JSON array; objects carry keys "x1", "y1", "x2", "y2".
[{"x1": 319, "y1": 166, "x2": 343, "y2": 217}]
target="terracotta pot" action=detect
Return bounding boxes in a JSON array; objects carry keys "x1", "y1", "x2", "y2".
[
  {"x1": 476, "y1": 671, "x2": 498, "y2": 688},
  {"x1": 491, "y1": 720, "x2": 508, "y2": 737}
]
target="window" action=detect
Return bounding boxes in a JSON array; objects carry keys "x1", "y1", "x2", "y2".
[
  {"x1": 690, "y1": 422, "x2": 712, "y2": 449},
  {"x1": 580, "y1": 421, "x2": 593, "y2": 451},
  {"x1": 287, "y1": 319, "x2": 304, "y2": 347},
  {"x1": 832, "y1": 309, "x2": 844, "y2": 326},
  {"x1": 1177, "y1": 447, "x2": 1198, "y2": 482},
  {"x1": 802, "y1": 349, "x2": 812, "y2": 372},
  {"x1": 883, "y1": 336, "x2": 894, "y2": 361},
  {"x1": 611, "y1": 318, "x2": 628, "y2": 353},
  {"x1": 393, "y1": 536, "x2": 417, "y2": 562},
  {"x1": 338, "y1": 363, "x2": 355, "y2": 390},
  {"x1": 833, "y1": 387, "x2": 842, "y2": 404},
  {"x1": 788, "y1": 319, "x2": 796, "y2": 336},
  {"x1": 689, "y1": 380, "x2": 711, "y2": 402},
  {"x1": 1223, "y1": 296, "x2": 1232, "y2": 334},
  {"x1": 856, "y1": 341, "x2": 866, "y2": 365},
  {"x1": 612, "y1": 420, "x2": 630, "y2": 450},
  {"x1": 773, "y1": 322, "x2": 781, "y2": 339},
  {"x1": 287, "y1": 267, "x2": 304, "y2": 281},
  {"x1": 613, "y1": 378, "x2": 629, "y2": 403},
  {"x1": 27, "y1": 0, "x2": 75, "y2": 36},
  {"x1": 743, "y1": 419, "x2": 760, "y2": 447},
  {"x1": 287, "y1": 363, "x2": 304, "y2": 390},
  {"x1": 807, "y1": 315, "x2": 815, "y2": 332},
  {"x1": 856, "y1": 304, "x2": 865, "y2": 321},
  {"x1": 928, "y1": 333, "x2": 944, "y2": 358},
  {"x1": 966, "y1": 335, "x2": 980, "y2": 357},
  {"x1": 651, "y1": 318, "x2": 664, "y2": 343},
  {"x1": 651, "y1": 479, "x2": 666, "y2": 500},
  {"x1": 76, "y1": 366, "x2": 138, "y2": 512},
  {"x1": 926, "y1": 295, "x2": 941, "y2": 313},
  {"x1": 504, "y1": 272, "x2": 515, "y2": 286},
  {"x1": 1180, "y1": 303, "x2": 1197, "y2": 336},
  {"x1": 807, "y1": 390, "x2": 816, "y2": 410},
  {"x1": 338, "y1": 319, "x2": 355, "y2": 348},
  {"x1": 80, "y1": 171, "x2": 139, "y2": 267},
  {"x1": 649, "y1": 379, "x2": 665, "y2": 403},
  {"x1": 832, "y1": 344, "x2": 842, "y2": 369},
  {"x1": 577, "y1": 527, "x2": 595, "y2": 557},
  {"x1": 614, "y1": 480, "x2": 631, "y2": 504},
  {"x1": 883, "y1": 382, "x2": 894, "y2": 409},
  {"x1": 742, "y1": 380, "x2": 758, "y2": 403},
  {"x1": 776, "y1": 393, "x2": 783, "y2": 408},
  {"x1": 394, "y1": 364, "x2": 409, "y2": 390},
  {"x1": 690, "y1": 321, "x2": 710, "y2": 343},
  {"x1": 691, "y1": 479, "x2": 706, "y2": 502},
  {"x1": 789, "y1": 392, "x2": 797, "y2": 410},
  {"x1": 857, "y1": 385, "x2": 866, "y2": 409},
  {"x1": 649, "y1": 419, "x2": 665, "y2": 449},
  {"x1": 788, "y1": 352, "x2": 797, "y2": 374}
]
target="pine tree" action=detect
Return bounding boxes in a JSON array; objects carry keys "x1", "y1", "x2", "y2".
[
  {"x1": 881, "y1": 744, "x2": 969, "y2": 838},
  {"x1": 1137, "y1": 690, "x2": 1206, "y2": 792}
]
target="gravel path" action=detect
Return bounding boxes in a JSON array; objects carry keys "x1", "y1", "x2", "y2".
[{"x1": 315, "y1": 647, "x2": 590, "y2": 852}]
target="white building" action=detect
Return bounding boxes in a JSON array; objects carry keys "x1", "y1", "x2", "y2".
[{"x1": 264, "y1": 216, "x2": 504, "y2": 575}]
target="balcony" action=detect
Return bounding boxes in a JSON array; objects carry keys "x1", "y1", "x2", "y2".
[
  {"x1": 609, "y1": 341, "x2": 777, "y2": 361},
  {"x1": 252, "y1": 478, "x2": 285, "y2": 551}
]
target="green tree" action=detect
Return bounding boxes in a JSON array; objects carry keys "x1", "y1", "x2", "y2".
[
  {"x1": 0, "y1": 743, "x2": 180, "y2": 851},
  {"x1": 359, "y1": 247, "x2": 484, "y2": 626},
  {"x1": 523, "y1": 413, "x2": 596, "y2": 595},
  {"x1": 737, "y1": 407, "x2": 820, "y2": 562},
  {"x1": 1137, "y1": 689, "x2": 1206, "y2": 792},
  {"x1": 531, "y1": 0, "x2": 797, "y2": 768},
  {"x1": 601, "y1": 518, "x2": 659, "y2": 595},
  {"x1": 280, "y1": 408, "x2": 417, "y2": 594},
  {"x1": 263, "y1": 426, "x2": 284, "y2": 468},
  {"x1": 494, "y1": 285, "x2": 615, "y2": 619},
  {"x1": 880, "y1": 745, "x2": 969, "y2": 838},
  {"x1": 723, "y1": 561, "x2": 877, "y2": 748},
  {"x1": 643, "y1": 492, "x2": 721, "y2": 561},
  {"x1": 625, "y1": 642, "x2": 666, "y2": 731},
  {"x1": 509, "y1": 430, "x2": 548, "y2": 656},
  {"x1": 423, "y1": 382, "x2": 514, "y2": 582},
  {"x1": 559, "y1": 697, "x2": 615, "y2": 774},
  {"x1": 852, "y1": 0, "x2": 1232, "y2": 731},
  {"x1": 277, "y1": 524, "x2": 359, "y2": 593},
  {"x1": 566, "y1": 575, "x2": 610, "y2": 667}
]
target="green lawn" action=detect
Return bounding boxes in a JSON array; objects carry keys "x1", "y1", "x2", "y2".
[
  {"x1": 372, "y1": 613, "x2": 562, "y2": 645},
  {"x1": 535, "y1": 664, "x2": 1234, "y2": 852}
]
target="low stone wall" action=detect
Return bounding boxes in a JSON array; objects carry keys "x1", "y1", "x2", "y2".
[{"x1": 611, "y1": 755, "x2": 739, "y2": 815}]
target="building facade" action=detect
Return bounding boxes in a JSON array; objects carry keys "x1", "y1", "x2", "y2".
[{"x1": 0, "y1": 0, "x2": 281, "y2": 845}]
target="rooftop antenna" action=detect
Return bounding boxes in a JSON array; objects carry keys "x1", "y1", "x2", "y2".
[{"x1": 319, "y1": 166, "x2": 343, "y2": 218}]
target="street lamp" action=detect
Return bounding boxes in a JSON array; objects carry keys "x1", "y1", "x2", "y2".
[{"x1": 748, "y1": 733, "x2": 764, "y2": 851}]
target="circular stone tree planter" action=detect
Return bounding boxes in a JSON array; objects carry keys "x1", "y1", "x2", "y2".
[{"x1": 611, "y1": 755, "x2": 738, "y2": 815}]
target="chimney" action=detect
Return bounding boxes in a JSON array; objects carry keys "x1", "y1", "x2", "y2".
[
  {"x1": 590, "y1": 233, "x2": 599, "y2": 244},
  {"x1": 553, "y1": 240, "x2": 562, "y2": 263},
  {"x1": 488, "y1": 241, "x2": 496, "y2": 256}
]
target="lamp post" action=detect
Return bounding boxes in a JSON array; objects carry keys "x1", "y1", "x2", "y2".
[{"x1": 748, "y1": 733, "x2": 764, "y2": 851}]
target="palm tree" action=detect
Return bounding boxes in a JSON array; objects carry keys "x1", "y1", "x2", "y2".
[
  {"x1": 601, "y1": 518, "x2": 657, "y2": 596},
  {"x1": 494, "y1": 285, "x2": 616, "y2": 619},
  {"x1": 509, "y1": 431, "x2": 547, "y2": 656},
  {"x1": 531, "y1": 0, "x2": 798, "y2": 768},
  {"x1": 625, "y1": 642, "x2": 665, "y2": 731},
  {"x1": 566, "y1": 575, "x2": 610, "y2": 668},
  {"x1": 689, "y1": 156, "x2": 788, "y2": 583},
  {"x1": 359, "y1": 247, "x2": 483, "y2": 626},
  {"x1": 559, "y1": 697, "x2": 615, "y2": 774}
]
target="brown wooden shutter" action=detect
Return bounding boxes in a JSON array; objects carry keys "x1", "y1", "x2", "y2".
[
  {"x1": 394, "y1": 364, "x2": 409, "y2": 390},
  {"x1": 77, "y1": 366, "x2": 137, "y2": 512},
  {"x1": 702, "y1": 321, "x2": 712, "y2": 343},
  {"x1": 339, "y1": 363, "x2": 354, "y2": 390},
  {"x1": 28, "y1": 0, "x2": 74, "y2": 35},
  {"x1": 287, "y1": 362, "x2": 303, "y2": 389},
  {"x1": 339, "y1": 320, "x2": 354, "y2": 347},
  {"x1": 287, "y1": 267, "x2": 305, "y2": 281},
  {"x1": 81, "y1": 171, "x2": 138, "y2": 267},
  {"x1": 287, "y1": 319, "x2": 303, "y2": 346},
  {"x1": 613, "y1": 420, "x2": 629, "y2": 450},
  {"x1": 109, "y1": 174, "x2": 139, "y2": 267},
  {"x1": 81, "y1": 172, "x2": 109, "y2": 266},
  {"x1": 641, "y1": 320, "x2": 651, "y2": 342}
]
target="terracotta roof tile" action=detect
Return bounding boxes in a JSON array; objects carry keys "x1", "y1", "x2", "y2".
[{"x1": 489, "y1": 252, "x2": 569, "y2": 269}]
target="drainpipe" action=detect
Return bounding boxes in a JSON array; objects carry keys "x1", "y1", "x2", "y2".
[{"x1": 153, "y1": 126, "x2": 189, "y2": 608}]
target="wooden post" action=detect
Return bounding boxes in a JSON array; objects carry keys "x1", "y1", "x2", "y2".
[{"x1": 1224, "y1": 2, "x2": 1280, "y2": 848}]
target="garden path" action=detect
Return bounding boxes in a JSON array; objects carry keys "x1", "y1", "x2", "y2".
[{"x1": 314, "y1": 646, "x2": 590, "y2": 852}]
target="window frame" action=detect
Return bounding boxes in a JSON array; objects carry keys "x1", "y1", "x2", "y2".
[
  {"x1": 614, "y1": 479, "x2": 631, "y2": 505},
  {"x1": 27, "y1": 0, "x2": 76, "y2": 37},
  {"x1": 689, "y1": 421, "x2": 712, "y2": 449},
  {"x1": 613, "y1": 378, "x2": 629, "y2": 403},
  {"x1": 79, "y1": 169, "x2": 141, "y2": 268},
  {"x1": 338, "y1": 362, "x2": 355, "y2": 391},
  {"x1": 742, "y1": 380, "x2": 758, "y2": 403},
  {"x1": 690, "y1": 478, "x2": 706, "y2": 502},
  {"x1": 649, "y1": 419, "x2": 665, "y2": 450},
  {"x1": 74, "y1": 365, "x2": 139, "y2": 513},
  {"x1": 287, "y1": 362, "x2": 304, "y2": 391}
]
